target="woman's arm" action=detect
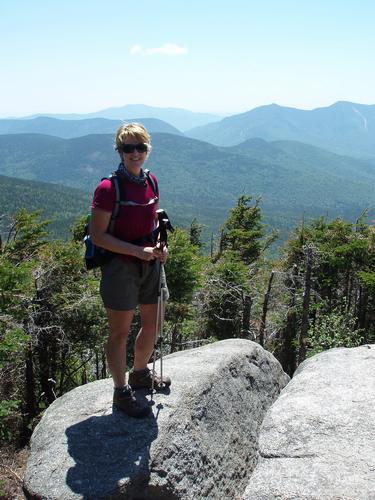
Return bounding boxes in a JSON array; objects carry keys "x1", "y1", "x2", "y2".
[{"x1": 90, "y1": 207, "x2": 157, "y2": 261}]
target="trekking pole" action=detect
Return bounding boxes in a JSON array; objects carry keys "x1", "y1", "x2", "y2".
[
  {"x1": 158, "y1": 252, "x2": 169, "y2": 388},
  {"x1": 151, "y1": 210, "x2": 173, "y2": 395},
  {"x1": 152, "y1": 245, "x2": 165, "y2": 394}
]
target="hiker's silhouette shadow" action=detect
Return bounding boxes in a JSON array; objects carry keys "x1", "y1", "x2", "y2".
[{"x1": 65, "y1": 393, "x2": 159, "y2": 499}]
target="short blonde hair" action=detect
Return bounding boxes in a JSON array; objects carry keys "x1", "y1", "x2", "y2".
[{"x1": 115, "y1": 123, "x2": 151, "y2": 151}]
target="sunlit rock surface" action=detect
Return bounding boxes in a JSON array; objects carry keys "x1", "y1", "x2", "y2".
[
  {"x1": 23, "y1": 339, "x2": 289, "y2": 499},
  {"x1": 244, "y1": 345, "x2": 375, "y2": 500}
]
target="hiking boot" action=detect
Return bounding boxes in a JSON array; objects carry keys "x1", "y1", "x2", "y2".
[
  {"x1": 113, "y1": 385, "x2": 151, "y2": 418},
  {"x1": 129, "y1": 368, "x2": 171, "y2": 391}
]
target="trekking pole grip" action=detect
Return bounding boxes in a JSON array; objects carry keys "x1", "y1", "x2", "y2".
[{"x1": 156, "y1": 209, "x2": 174, "y2": 248}]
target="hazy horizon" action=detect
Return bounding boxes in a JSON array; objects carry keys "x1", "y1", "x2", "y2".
[{"x1": 2, "y1": 99, "x2": 375, "y2": 122}]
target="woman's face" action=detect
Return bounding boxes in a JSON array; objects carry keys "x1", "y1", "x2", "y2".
[{"x1": 121, "y1": 137, "x2": 148, "y2": 174}]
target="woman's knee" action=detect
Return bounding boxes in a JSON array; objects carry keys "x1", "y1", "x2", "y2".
[
  {"x1": 106, "y1": 308, "x2": 135, "y2": 342},
  {"x1": 108, "y1": 328, "x2": 129, "y2": 344}
]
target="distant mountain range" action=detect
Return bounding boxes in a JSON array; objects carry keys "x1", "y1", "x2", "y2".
[
  {"x1": 186, "y1": 101, "x2": 375, "y2": 159},
  {"x1": 0, "y1": 116, "x2": 182, "y2": 139},
  {"x1": 0, "y1": 132, "x2": 374, "y2": 241},
  {"x1": 22, "y1": 104, "x2": 221, "y2": 132},
  {"x1": 5, "y1": 101, "x2": 374, "y2": 161}
]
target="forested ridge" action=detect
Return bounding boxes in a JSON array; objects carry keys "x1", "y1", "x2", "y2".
[
  {"x1": 187, "y1": 101, "x2": 375, "y2": 158},
  {"x1": 0, "y1": 175, "x2": 90, "y2": 239},
  {"x1": 5, "y1": 101, "x2": 374, "y2": 158},
  {"x1": 1, "y1": 197, "x2": 374, "y2": 498},
  {"x1": 0, "y1": 116, "x2": 182, "y2": 138},
  {"x1": 1, "y1": 132, "x2": 374, "y2": 242}
]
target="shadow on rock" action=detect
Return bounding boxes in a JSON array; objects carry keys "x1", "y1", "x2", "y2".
[{"x1": 65, "y1": 400, "x2": 159, "y2": 499}]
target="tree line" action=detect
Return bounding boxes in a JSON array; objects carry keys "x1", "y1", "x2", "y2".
[{"x1": 0, "y1": 198, "x2": 374, "y2": 456}]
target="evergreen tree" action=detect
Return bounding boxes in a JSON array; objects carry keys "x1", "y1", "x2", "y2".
[
  {"x1": 219, "y1": 195, "x2": 277, "y2": 265},
  {"x1": 189, "y1": 218, "x2": 205, "y2": 251},
  {"x1": 166, "y1": 228, "x2": 202, "y2": 304},
  {"x1": 277, "y1": 215, "x2": 374, "y2": 370},
  {"x1": 0, "y1": 211, "x2": 106, "y2": 445},
  {"x1": 200, "y1": 252, "x2": 250, "y2": 340},
  {"x1": 200, "y1": 195, "x2": 276, "y2": 342},
  {"x1": 164, "y1": 228, "x2": 203, "y2": 350}
]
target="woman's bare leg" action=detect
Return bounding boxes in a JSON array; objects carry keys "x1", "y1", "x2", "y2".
[
  {"x1": 105, "y1": 308, "x2": 135, "y2": 387},
  {"x1": 133, "y1": 303, "x2": 158, "y2": 370}
]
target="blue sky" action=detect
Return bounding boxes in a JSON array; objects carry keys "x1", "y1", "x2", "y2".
[{"x1": 1, "y1": 0, "x2": 374, "y2": 117}]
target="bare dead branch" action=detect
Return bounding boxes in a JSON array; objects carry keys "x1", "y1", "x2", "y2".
[{"x1": 0, "y1": 463, "x2": 23, "y2": 483}]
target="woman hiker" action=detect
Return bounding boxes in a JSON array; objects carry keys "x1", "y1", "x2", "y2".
[{"x1": 90, "y1": 123, "x2": 171, "y2": 418}]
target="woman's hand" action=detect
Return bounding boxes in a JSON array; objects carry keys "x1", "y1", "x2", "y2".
[
  {"x1": 138, "y1": 244, "x2": 168, "y2": 263},
  {"x1": 159, "y1": 244, "x2": 168, "y2": 264},
  {"x1": 152, "y1": 243, "x2": 168, "y2": 263},
  {"x1": 152, "y1": 243, "x2": 169, "y2": 264},
  {"x1": 138, "y1": 246, "x2": 157, "y2": 261}
]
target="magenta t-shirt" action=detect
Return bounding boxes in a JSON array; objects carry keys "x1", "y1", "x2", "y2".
[{"x1": 91, "y1": 174, "x2": 159, "y2": 247}]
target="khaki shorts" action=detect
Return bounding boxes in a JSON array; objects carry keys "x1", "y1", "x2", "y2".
[{"x1": 100, "y1": 257, "x2": 168, "y2": 311}]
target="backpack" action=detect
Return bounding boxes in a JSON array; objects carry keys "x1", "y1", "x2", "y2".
[{"x1": 84, "y1": 169, "x2": 158, "y2": 270}]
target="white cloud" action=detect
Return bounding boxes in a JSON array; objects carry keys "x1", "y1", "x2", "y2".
[
  {"x1": 130, "y1": 45, "x2": 143, "y2": 55},
  {"x1": 130, "y1": 43, "x2": 188, "y2": 56}
]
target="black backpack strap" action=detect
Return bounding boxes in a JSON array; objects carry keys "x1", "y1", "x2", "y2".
[
  {"x1": 108, "y1": 174, "x2": 123, "y2": 234},
  {"x1": 144, "y1": 169, "x2": 159, "y2": 197},
  {"x1": 106, "y1": 170, "x2": 158, "y2": 232}
]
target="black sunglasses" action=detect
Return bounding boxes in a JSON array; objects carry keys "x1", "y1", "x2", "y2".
[{"x1": 121, "y1": 143, "x2": 148, "y2": 154}]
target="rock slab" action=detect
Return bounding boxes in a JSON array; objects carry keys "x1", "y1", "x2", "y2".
[
  {"x1": 23, "y1": 339, "x2": 289, "y2": 499},
  {"x1": 243, "y1": 344, "x2": 375, "y2": 500}
]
